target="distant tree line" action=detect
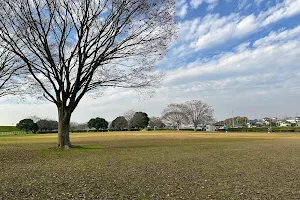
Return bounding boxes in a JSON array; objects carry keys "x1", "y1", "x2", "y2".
[
  {"x1": 16, "y1": 117, "x2": 58, "y2": 133},
  {"x1": 16, "y1": 100, "x2": 214, "y2": 133}
]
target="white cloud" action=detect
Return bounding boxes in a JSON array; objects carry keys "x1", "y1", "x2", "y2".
[
  {"x1": 190, "y1": 0, "x2": 219, "y2": 10},
  {"x1": 164, "y1": 26, "x2": 300, "y2": 103},
  {"x1": 254, "y1": 26, "x2": 300, "y2": 47},
  {"x1": 176, "y1": 3, "x2": 189, "y2": 18},
  {"x1": 238, "y1": 0, "x2": 252, "y2": 10},
  {"x1": 235, "y1": 42, "x2": 251, "y2": 52},
  {"x1": 261, "y1": 0, "x2": 300, "y2": 26},
  {"x1": 0, "y1": 103, "x2": 57, "y2": 126},
  {"x1": 234, "y1": 14, "x2": 258, "y2": 37},
  {"x1": 172, "y1": 0, "x2": 300, "y2": 55},
  {"x1": 166, "y1": 37, "x2": 300, "y2": 84},
  {"x1": 190, "y1": 0, "x2": 204, "y2": 8}
]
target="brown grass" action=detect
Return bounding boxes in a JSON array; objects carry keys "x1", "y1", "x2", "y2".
[{"x1": 1, "y1": 131, "x2": 300, "y2": 199}]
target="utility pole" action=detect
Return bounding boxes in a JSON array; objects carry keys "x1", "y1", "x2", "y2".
[{"x1": 232, "y1": 110, "x2": 234, "y2": 128}]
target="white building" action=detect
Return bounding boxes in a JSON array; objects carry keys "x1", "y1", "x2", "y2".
[
  {"x1": 286, "y1": 119, "x2": 296, "y2": 124},
  {"x1": 206, "y1": 125, "x2": 216, "y2": 132},
  {"x1": 278, "y1": 121, "x2": 291, "y2": 127}
]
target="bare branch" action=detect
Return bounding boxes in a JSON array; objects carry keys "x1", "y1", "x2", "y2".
[{"x1": 0, "y1": 47, "x2": 24, "y2": 97}]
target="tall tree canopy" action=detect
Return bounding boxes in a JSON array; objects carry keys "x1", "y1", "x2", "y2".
[
  {"x1": 131, "y1": 112, "x2": 149, "y2": 129},
  {"x1": 37, "y1": 119, "x2": 58, "y2": 131},
  {"x1": 0, "y1": 0, "x2": 176, "y2": 148},
  {"x1": 111, "y1": 116, "x2": 128, "y2": 130},
  {"x1": 88, "y1": 117, "x2": 109, "y2": 131},
  {"x1": 16, "y1": 118, "x2": 38, "y2": 133}
]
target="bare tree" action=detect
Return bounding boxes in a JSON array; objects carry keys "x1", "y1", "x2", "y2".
[
  {"x1": 181, "y1": 100, "x2": 214, "y2": 131},
  {"x1": 0, "y1": 0, "x2": 176, "y2": 148},
  {"x1": 27, "y1": 115, "x2": 42, "y2": 123},
  {"x1": 123, "y1": 109, "x2": 135, "y2": 129},
  {"x1": 70, "y1": 122, "x2": 88, "y2": 131},
  {"x1": 161, "y1": 103, "x2": 188, "y2": 130},
  {"x1": 149, "y1": 116, "x2": 165, "y2": 129},
  {"x1": 0, "y1": 48, "x2": 22, "y2": 97}
]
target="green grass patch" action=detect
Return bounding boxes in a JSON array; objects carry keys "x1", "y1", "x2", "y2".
[
  {"x1": 1, "y1": 131, "x2": 300, "y2": 199},
  {"x1": 0, "y1": 126, "x2": 20, "y2": 132}
]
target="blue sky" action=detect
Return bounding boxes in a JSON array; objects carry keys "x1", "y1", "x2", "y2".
[{"x1": 1, "y1": 0, "x2": 300, "y2": 125}]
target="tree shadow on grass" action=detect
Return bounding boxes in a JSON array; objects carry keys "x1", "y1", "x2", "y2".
[
  {"x1": 43, "y1": 145, "x2": 102, "y2": 152},
  {"x1": 71, "y1": 145, "x2": 101, "y2": 150},
  {"x1": 42, "y1": 143, "x2": 182, "y2": 153}
]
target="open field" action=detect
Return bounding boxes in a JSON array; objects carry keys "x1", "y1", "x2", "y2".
[{"x1": 1, "y1": 131, "x2": 300, "y2": 199}]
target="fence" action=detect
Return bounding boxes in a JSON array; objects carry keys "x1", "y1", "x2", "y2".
[{"x1": 0, "y1": 131, "x2": 26, "y2": 136}]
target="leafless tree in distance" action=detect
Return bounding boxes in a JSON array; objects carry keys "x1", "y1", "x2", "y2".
[
  {"x1": 27, "y1": 115, "x2": 42, "y2": 123},
  {"x1": 123, "y1": 109, "x2": 136, "y2": 129},
  {"x1": 148, "y1": 116, "x2": 165, "y2": 129},
  {"x1": 181, "y1": 100, "x2": 214, "y2": 131},
  {"x1": 0, "y1": 0, "x2": 177, "y2": 148},
  {"x1": 161, "y1": 103, "x2": 188, "y2": 130}
]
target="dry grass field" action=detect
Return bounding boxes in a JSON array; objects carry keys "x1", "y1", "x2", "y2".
[{"x1": 1, "y1": 131, "x2": 300, "y2": 199}]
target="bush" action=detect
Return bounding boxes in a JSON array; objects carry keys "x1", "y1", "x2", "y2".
[
  {"x1": 227, "y1": 127, "x2": 300, "y2": 132},
  {"x1": 150, "y1": 128, "x2": 204, "y2": 131},
  {"x1": 108, "y1": 128, "x2": 140, "y2": 132}
]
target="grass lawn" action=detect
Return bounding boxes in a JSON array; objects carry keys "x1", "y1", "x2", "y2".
[
  {"x1": 0, "y1": 126, "x2": 20, "y2": 132},
  {"x1": 1, "y1": 131, "x2": 300, "y2": 199}
]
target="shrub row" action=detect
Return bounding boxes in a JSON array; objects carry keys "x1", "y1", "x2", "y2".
[
  {"x1": 227, "y1": 127, "x2": 300, "y2": 132},
  {"x1": 36, "y1": 128, "x2": 142, "y2": 134},
  {"x1": 35, "y1": 127, "x2": 300, "y2": 134}
]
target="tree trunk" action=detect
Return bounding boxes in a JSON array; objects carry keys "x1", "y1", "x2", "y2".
[
  {"x1": 57, "y1": 106, "x2": 72, "y2": 149},
  {"x1": 194, "y1": 126, "x2": 197, "y2": 132}
]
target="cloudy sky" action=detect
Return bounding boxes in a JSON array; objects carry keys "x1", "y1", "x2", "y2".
[{"x1": 1, "y1": 0, "x2": 300, "y2": 125}]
